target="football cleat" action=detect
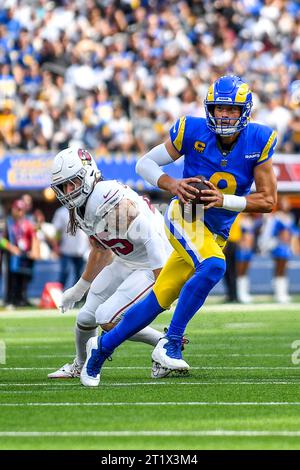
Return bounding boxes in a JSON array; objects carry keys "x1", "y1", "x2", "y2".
[
  {"x1": 164, "y1": 327, "x2": 189, "y2": 351},
  {"x1": 48, "y1": 359, "x2": 82, "y2": 379},
  {"x1": 151, "y1": 335, "x2": 190, "y2": 371},
  {"x1": 80, "y1": 336, "x2": 112, "y2": 387},
  {"x1": 150, "y1": 361, "x2": 190, "y2": 379}
]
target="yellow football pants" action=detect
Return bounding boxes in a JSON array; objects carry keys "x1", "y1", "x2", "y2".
[{"x1": 153, "y1": 199, "x2": 226, "y2": 308}]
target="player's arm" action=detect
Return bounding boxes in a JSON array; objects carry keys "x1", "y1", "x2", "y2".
[
  {"x1": 243, "y1": 159, "x2": 277, "y2": 212},
  {"x1": 135, "y1": 138, "x2": 202, "y2": 204},
  {"x1": 82, "y1": 245, "x2": 113, "y2": 283},
  {"x1": 60, "y1": 245, "x2": 113, "y2": 314},
  {"x1": 201, "y1": 159, "x2": 277, "y2": 213}
]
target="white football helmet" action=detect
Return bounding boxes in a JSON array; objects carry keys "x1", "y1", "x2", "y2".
[{"x1": 51, "y1": 147, "x2": 101, "y2": 209}]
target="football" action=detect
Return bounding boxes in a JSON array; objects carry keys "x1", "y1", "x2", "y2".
[{"x1": 188, "y1": 175, "x2": 210, "y2": 206}]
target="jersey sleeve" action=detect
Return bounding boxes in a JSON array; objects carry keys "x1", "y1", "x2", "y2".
[
  {"x1": 169, "y1": 116, "x2": 189, "y2": 155},
  {"x1": 255, "y1": 129, "x2": 277, "y2": 166}
]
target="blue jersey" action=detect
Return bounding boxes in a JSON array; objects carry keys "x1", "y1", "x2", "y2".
[{"x1": 169, "y1": 116, "x2": 277, "y2": 239}]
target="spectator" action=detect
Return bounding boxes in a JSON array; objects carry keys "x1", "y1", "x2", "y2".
[
  {"x1": 2, "y1": 199, "x2": 40, "y2": 308},
  {"x1": 34, "y1": 208, "x2": 57, "y2": 261},
  {"x1": 21, "y1": 193, "x2": 35, "y2": 223},
  {"x1": 106, "y1": 101, "x2": 134, "y2": 152},
  {"x1": 0, "y1": 98, "x2": 18, "y2": 150},
  {"x1": 0, "y1": 1, "x2": 299, "y2": 153}
]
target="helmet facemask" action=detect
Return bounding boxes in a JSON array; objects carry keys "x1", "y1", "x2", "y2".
[
  {"x1": 52, "y1": 168, "x2": 92, "y2": 210},
  {"x1": 205, "y1": 102, "x2": 252, "y2": 136},
  {"x1": 51, "y1": 147, "x2": 100, "y2": 210}
]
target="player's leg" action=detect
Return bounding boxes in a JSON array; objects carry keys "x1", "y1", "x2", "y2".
[
  {"x1": 48, "y1": 260, "x2": 125, "y2": 378},
  {"x1": 80, "y1": 250, "x2": 194, "y2": 386},
  {"x1": 95, "y1": 268, "x2": 161, "y2": 345},
  {"x1": 94, "y1": 266, "x2": 192, "y2": 378},
  {"x1": 152, "y1": 200, "x2": 226, "y2": 369}
]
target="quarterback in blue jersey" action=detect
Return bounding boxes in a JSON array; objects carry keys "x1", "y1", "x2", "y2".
[{"x1": 79, "y1": 75, "x2": 277, "y2": 387}]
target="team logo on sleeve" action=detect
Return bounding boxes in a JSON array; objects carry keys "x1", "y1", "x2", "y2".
[
  {"x1": 78, "y1": 149, "x2": 92, "y2": 165},
  {"x1": 194, "y1": 141, "x2": 206, "y2": 153}
]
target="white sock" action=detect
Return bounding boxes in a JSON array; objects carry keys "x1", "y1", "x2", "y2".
[
  {"x1": 274, "y1": 277, "x2": 290, "y2": 303},
  {"x1": 237, "y1": 276, "x2": 251, "y2": 303},
  {"x1": 129, "y1": 326, "x2": 163, "y2": 346},
  {"x1": 75, "y1": 324, "x2": 98, "y2": 367}
]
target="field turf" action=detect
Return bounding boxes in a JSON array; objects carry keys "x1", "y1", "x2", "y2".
[{"x1": 0, "y1": 302, "x2": 300, "y2": 450}]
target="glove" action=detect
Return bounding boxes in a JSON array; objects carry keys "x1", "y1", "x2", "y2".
[{"x1": 60, "y1": 277, "x2": 91, "y2": 314}]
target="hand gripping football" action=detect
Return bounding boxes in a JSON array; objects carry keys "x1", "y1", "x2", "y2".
[{"x1": 188, "y1": 175, "x2": 210, "y2": 206}]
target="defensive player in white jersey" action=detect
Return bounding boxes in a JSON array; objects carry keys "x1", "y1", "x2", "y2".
[{"x1": 49, "y1": 147, "x2": 176, "y2": 379}]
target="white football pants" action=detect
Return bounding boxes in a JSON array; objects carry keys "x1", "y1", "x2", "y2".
[{"x1": 77, "y1": 258, "x2": 155, "y2": 328}]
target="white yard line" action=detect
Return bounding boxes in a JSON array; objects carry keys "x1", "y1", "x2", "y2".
[
  {"x1": 0, "y1": 401, "x2": 300, "y2": 407},
  {"x1": 1, "y1": 366, "x2": 299, "y2": 371},
  {"x1": 0, "y1": 380, "x2": 299, "y2": 393},
  {"x1": 0, "y1": 380, "x2": 298, "y2": 387},
  {"x1": 0, "y1": 430, "x2": 300, "y2": 437},
  {"x1": 0, "y1": 302, "x2": 299, "y2": 319}
]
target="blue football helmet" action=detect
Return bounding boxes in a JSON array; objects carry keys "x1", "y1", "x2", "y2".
[{"x1": 204, "y1": 75, "x2": 253, "y2": 136}]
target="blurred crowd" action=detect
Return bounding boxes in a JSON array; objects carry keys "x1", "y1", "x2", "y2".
[
  {"x1": 1, "y1": 0, "x2": 300, "y2": 155},
  {"x1": 0, "y1": 194, "x2": 90, "y2": 307}
]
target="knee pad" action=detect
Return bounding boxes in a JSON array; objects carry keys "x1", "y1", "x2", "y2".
[
  {"x1": 77, "y1": 308, "x2": 97, "y2": 329},
  {"x1": 95, "y1": 303, "x2": 115, "y2": 326}
]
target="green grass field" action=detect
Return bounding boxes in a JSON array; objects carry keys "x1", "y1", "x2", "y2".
[{"x1": 1, "y1": 302, "x2": 300, "y2": 450}]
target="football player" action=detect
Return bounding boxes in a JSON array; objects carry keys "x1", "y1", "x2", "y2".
[
  {"x1": 49, "y1": 147, "x2": 177, "y2": 380},
  {"x1": 76, "y1": 75, "x2": 278, "y2": 387}
]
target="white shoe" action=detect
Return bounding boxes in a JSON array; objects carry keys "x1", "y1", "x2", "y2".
[
  {"x1": 274, "y1": 277, "x2": 291, "y2": 304},
  {"x1": 237, "y1": 276, "x2": 252, "y2": 304},
  {"x1": 48, "y1": 360, "x2": 81, "y2": 379},
  {"x1": 151, "y1": 361, "x2": 189, "y2": 379},
  {"x1": 276, "y1": 295, "x2": 291, "y2": 304},
  {"x1": 151, "y1": 337, "x2": 190, "y2": 371}
]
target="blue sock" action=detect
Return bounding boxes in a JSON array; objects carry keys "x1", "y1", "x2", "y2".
[
  {"x1": 102, "y1": 290, "x2": 163, "y2": 351},
  {"x1": 167, "y1": 257, "x2": 226, "y2": 338}
]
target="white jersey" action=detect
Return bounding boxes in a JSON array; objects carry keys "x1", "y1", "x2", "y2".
[{"x1": 75, "y1": 180, "x2": 172, "y2": 270}]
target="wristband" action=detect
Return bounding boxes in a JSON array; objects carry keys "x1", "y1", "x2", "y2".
[
  {"x1": 222, "y1": 194, "x2": 247, "y2": 212},
  {"x1": 0, "y1": 238, "x2": 8, "y2": 250}
]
